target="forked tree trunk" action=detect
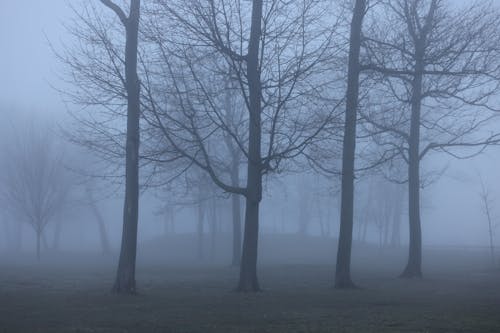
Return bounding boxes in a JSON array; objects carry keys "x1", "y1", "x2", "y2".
[
  {"x1": 237, "y1": 0, "x2": 263, "y2": 293},
  {"x1": 335, "y1": 0, "x2": 366, "y2": 289},
  {"x1": 110, "y1": 0, "x2": 141, "y2": 294}
]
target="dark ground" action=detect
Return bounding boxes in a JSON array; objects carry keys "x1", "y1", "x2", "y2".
[{"x1": 0, "y1": 236, "x2": 499, "y2": 332}]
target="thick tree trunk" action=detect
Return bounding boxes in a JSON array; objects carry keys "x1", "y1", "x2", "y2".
[
  {"x1": 237, "y1": 0, "x2": 263, "y2": 293},
  {"x1": 112, "y1": 0, "x2": 141, "y2": 294},
  {"x1": 335, "y1": 0, "x2": 366, "y2": 289},
  {"x1": 401, "y1": 53, "x2": 424, "y2": 279},
  {"x1": 401, "y1": 155, "x2": 422, "y2": 278},
  {"x1": 238, "y1": 195, "x2": 260, "y2": 291}
]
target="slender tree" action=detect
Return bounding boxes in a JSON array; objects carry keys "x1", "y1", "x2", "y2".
[
  {"x1": 479, "y1": 176, "x2": 497, "y2": 266},
  {"x1": 98, "y1": 0, "x2": 142, "y2": 294}
]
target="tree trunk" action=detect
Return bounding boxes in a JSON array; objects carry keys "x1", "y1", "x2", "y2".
[
  {"x1": 231, "y1": 163, "x2": 242, "y2": 266},
  {"x1": 112, "y1": 0, "x2": 141, "y2": 294},
  {"x1": 36, "y1": 230, "x2": 41, "y2": 261},
  {"x1": 209, "y1": 196, "x2": 217, "y2": 261},
  {"x1": 362, "y1": 217, "x2": 368, "y2": 243},
  {"x1": 92, "y1": 202, "x2": 111, "y2": 255},
  {"x1": 169, "y1": 207, "x2": 175, "y2": 234},
  {"x1": 42, "y1": 232, "x2": 49, "y2": 251},
  {"x1": 52, "y1": 218, "x2": 63, "y2": 251},
  {"x1": 390, "y1": 188, "x2": 403, "y2": 248},
  {"x1": 237, "y1": 0, "x2": 263, "y2": 293},
  {"x1": 298, "y1": 193, "x2": 309, "y2": 236},
  {"x1": 238, "y1": 195, "x2": 260, "y2": 291},
  {"x1": 400, "y1": 51, "x2": 424, "y2": 279},
  {"x1": 489, "y1": 225, "x2": 495, "y2": 265},
  {"x1": 197, "y1": 201, "x2": 205, "y2": 260},
  {"x1": 335, "y1": 0, "x2": 366, "y2": 289},
  {"x1": 13, "y1": 221, "x2": 22, "y2": 252}
]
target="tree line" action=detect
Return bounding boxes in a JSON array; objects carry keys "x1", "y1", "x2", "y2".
[{"x1": 50, "y1": 0, "x2": 500, "y2": 294}]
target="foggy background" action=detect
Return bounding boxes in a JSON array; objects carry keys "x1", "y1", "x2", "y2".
[{"x1": 1, "y1": 0, "x2": 499, "y2": 258}]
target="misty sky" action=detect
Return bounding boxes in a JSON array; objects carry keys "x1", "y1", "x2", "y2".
[{"x1": 1, "y1": 0, "x2": 500, "y2": 247}]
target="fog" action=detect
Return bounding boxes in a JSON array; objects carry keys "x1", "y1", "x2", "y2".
[{"x1": 1, "y1": 0, "x2": 500, "y2": 332}]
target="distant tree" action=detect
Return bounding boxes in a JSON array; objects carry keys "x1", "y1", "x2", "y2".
[
  {"x1": 0, "y1": 123, "x2": 71, "y2": 260},
  {"x1": 85, "y1": 185, "x2": 112, "y2": 256},
  {"x1": 361, "y1": 0, "x2": 500, "y2": 278},
  {"x1": 478, "y1": 175, "x2": 497, "y2": 266}
]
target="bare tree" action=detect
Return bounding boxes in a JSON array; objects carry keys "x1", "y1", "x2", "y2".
[
  {"x1": 360, "y1": 0, "x2": 500, "y2": 278},
  {"x1": 335, "y1": 0, "x2": 368, "y2": 289},
  {"x1": 478, "y1": 175, "x2": 497, "y2": 266},
  {"x1": 97, "y1": 0, "x2": 142, "y2": 294},
  {"x1": 142, "y1": 0, "x2": 341, "y2": 291},
  {"x1": 0, "y1": 122, "x2": 70, "y2": 260}
]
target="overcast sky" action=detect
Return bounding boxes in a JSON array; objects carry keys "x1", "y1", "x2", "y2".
[{"x1": 0, "y1": 0, "x2": 69, "y2": 111}]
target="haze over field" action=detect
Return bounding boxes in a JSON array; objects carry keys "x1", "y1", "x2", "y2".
[{"x1": 1, "y1": 0, "x2": 500, "y2": 332}]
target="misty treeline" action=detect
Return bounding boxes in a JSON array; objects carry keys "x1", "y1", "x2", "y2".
[
  {"x1": 0, "y1": 113, "x2": 117, "y2": 259},
  {"x1": 3, "y1": 0, "x2": 500, "y2": 294}
]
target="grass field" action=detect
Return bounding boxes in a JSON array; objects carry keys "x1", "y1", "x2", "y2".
[{"x1": 0, "y1": 244, "x2": 499, "y2": 333}]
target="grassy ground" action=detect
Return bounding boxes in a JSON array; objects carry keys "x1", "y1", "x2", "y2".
[{"x1": 0, "y1": 251, "x2": 499, "y2": 333}]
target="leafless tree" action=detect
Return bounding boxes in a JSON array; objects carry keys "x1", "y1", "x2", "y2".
[
  {"x1": 478, "y1": 175, "x2": 497, "y2": 266},
  {"x1": 141, "y1": 0, "x2": 342, "y2": 291},
  {"x1": 335, "y1": 0, "x2": 368, "y2": 289},
  {"x1": 360, "y1": 0, "x2": 500, "y2": 278},
  {"x1": 96, "y1": 0, "x2": 142, "y2": 294},
  {"x1": 0, "y1": 122, "x2": 71, "y2": 260}
]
